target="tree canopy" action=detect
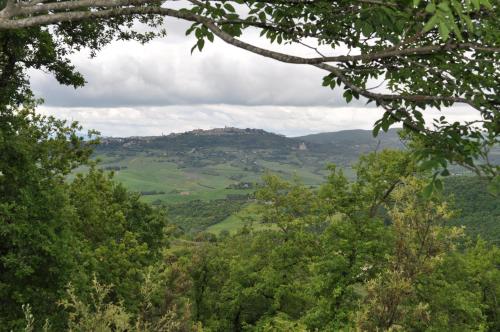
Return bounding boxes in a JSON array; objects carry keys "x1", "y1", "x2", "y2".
[
  {"x1": 1, "y1": 103, "x2": 499, "y2": 330},
  {"x1": 0, "y1": 106, "x2": 171, "y2": 330}
]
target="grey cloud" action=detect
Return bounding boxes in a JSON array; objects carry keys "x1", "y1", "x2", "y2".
[
  {"x1": 29, "y1": 25, "x2": 367, "y2": 108},
  {"x1": 30, "y1": 17, "x2": 480, "y2": 138}
]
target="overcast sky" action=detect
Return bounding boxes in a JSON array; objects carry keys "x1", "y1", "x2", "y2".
[{"x1": 31, "y1": 17, "x2": 478, "y2": 137}]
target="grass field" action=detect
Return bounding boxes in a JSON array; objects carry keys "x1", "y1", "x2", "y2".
[{"x1": 89, "y1": 153, "x2": 331, "y2": 204}]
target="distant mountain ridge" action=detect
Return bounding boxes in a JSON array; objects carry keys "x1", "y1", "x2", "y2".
[
  {"x1": 295, "y1": 128, "x2": 404, "y2": 158},
  {"x1": 91, "y1": 127, "x2": 413, "y2": 203},
  {"x1": 98, "y1": 127, "x2": 404, "y2": 154},
  {"x1": 296, "y1": 128, "x2": 402, "y2": 146},
  {"x1": 101, "y1": 127, "x2": 280, "y2": 141},
  {"x1": 99, "y1": 127, "x2": 296, "y2": 152}
]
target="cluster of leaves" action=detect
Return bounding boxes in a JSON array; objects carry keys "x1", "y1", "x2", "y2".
[
  {"x1": 185, "y1": 0, "x2": 500, "y2": 182},
  {"x1": 418, "y1": 0, "x2": 494, "y2": 40},
  {"x1": 0, "y1": 105, "x2": 172, "y2": 331},
  {"x1": 401, "y1": 127, "x2": 499, "y2": 196}
]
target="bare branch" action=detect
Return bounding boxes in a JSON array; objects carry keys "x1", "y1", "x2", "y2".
[{"x1": 17, "y1": 0, "x2": 157, "y2": 16}]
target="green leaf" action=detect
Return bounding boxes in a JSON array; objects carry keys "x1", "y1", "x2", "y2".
[
  {"x1": 197, "y1": 39, "x2": 205, "y2": 51},
  {"x1": 437, "y1": 2, "x2": 451, "y2": 12},
  {"x1": 425, "y1": 3, "x2": 436, "y2": 13},
  {"x1": 343, "y1": 90, "x2": 353, "y2": 103},
  {"x1": 422, "y1": 182, "x2": 434, "y2": 198},
  {"x1": 361, "y1": 22, "x2": 373, "y2": 37},
  {"x1": 207, "y1": 32, "x2": 214, "y2": 43},
  {"x1": 223, "y1": 3, "x2": 236, "y2": 13},
  {"x1": 450, "y1": 19, "x2": 463, "y2": 40},
  {"x1": 438, "y1": 22, "x2": 450, "y2": 40},
  {"x1": 463, "y1": 15, "x2": 473, "y2": 30},
  {"x1": 480, "y1": 0, "x2": 492, "y2": 9},
  {"x1": 259, "y1": 12, "x2": 266, "y2": 22},
  {"x1": 423, "y1": 15, "x2": 439, "y2": 32},
  {"x1": 195, "y1": 28, "x2": 203, "y2": 39}
]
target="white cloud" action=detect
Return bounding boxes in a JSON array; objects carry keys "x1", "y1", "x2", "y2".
[
  {"x1": 39, "y1": 104, "x2": 479, "y2": 137},
  {"x1": 30, "y1": 37, "x2": 347, "y2": 107},
  {"x1": 30, "y1": 17, "x2": 482, "y2": 137},
  {"x1": 29, "y1": 16, "x2": 356, "y2": 108}
]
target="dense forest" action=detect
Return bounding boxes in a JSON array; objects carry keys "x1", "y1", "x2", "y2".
[
  {"x1": 1, "y1": 107, "x2": 499, "y2": 331},
  {"x1": 444, "y1": 177, "x2": 500, "y2": 244}
]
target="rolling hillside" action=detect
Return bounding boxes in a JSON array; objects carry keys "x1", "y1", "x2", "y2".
[
  {"x1": 82, "y1": 127, "x2": 498, "y2": 240},
  {"x1": 296, "y1": 128, "x2": 403, "y2": 149},
  {"x1": 90, "y1": 127, "x2": 406, "y2": 204}
]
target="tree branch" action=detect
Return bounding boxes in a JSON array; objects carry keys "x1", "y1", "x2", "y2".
[{"x1": 0, "y1": 0, "x2": 496, "y2": 124}]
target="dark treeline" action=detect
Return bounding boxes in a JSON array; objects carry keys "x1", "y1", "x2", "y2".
[{"x1": 1, "y1": 106, "x2": 499, "y2": 331}]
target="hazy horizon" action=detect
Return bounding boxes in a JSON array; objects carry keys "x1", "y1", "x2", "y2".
[{"x1": 96, "y1": 125, "x2": 404, "y2": 139}]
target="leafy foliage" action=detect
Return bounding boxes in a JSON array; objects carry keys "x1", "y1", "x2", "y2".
[
  {"x1": 0, "y1": 105, "x2": 96, "y2": 329},
  {"x1": 444, "y1": 176, "x2": 500, "y2": 244},
  {"x1": 162, "y1": 150, "x2": 500, "y2": 331},
  {"x1": 0, "y1": 0, "x2": 164, "y2": 107},
  {"x1": 0, "y1": 105, "x2": 170, "y2": 330},
  {"x1": 165, "y1": 198, "x2": 248, "y2": 234}
]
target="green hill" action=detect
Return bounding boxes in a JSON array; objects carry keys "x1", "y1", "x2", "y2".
[
  {"x1": 296, "y1": 128, "x2": 403, "y2": 148},
  {"x1": 85, "y1": 127, "x2": 498, "y2": 240},
  {"x1": 91, "y1": 127, "x2": 405, "y2": 204}
]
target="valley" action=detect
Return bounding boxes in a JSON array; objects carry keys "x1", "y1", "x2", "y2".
[
  {"x1": 85, "y1": 127, "x2": 499, "y2": 241},
  {"x1": 92, "y1": 127, "x2": 405, "y2": 203}
]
